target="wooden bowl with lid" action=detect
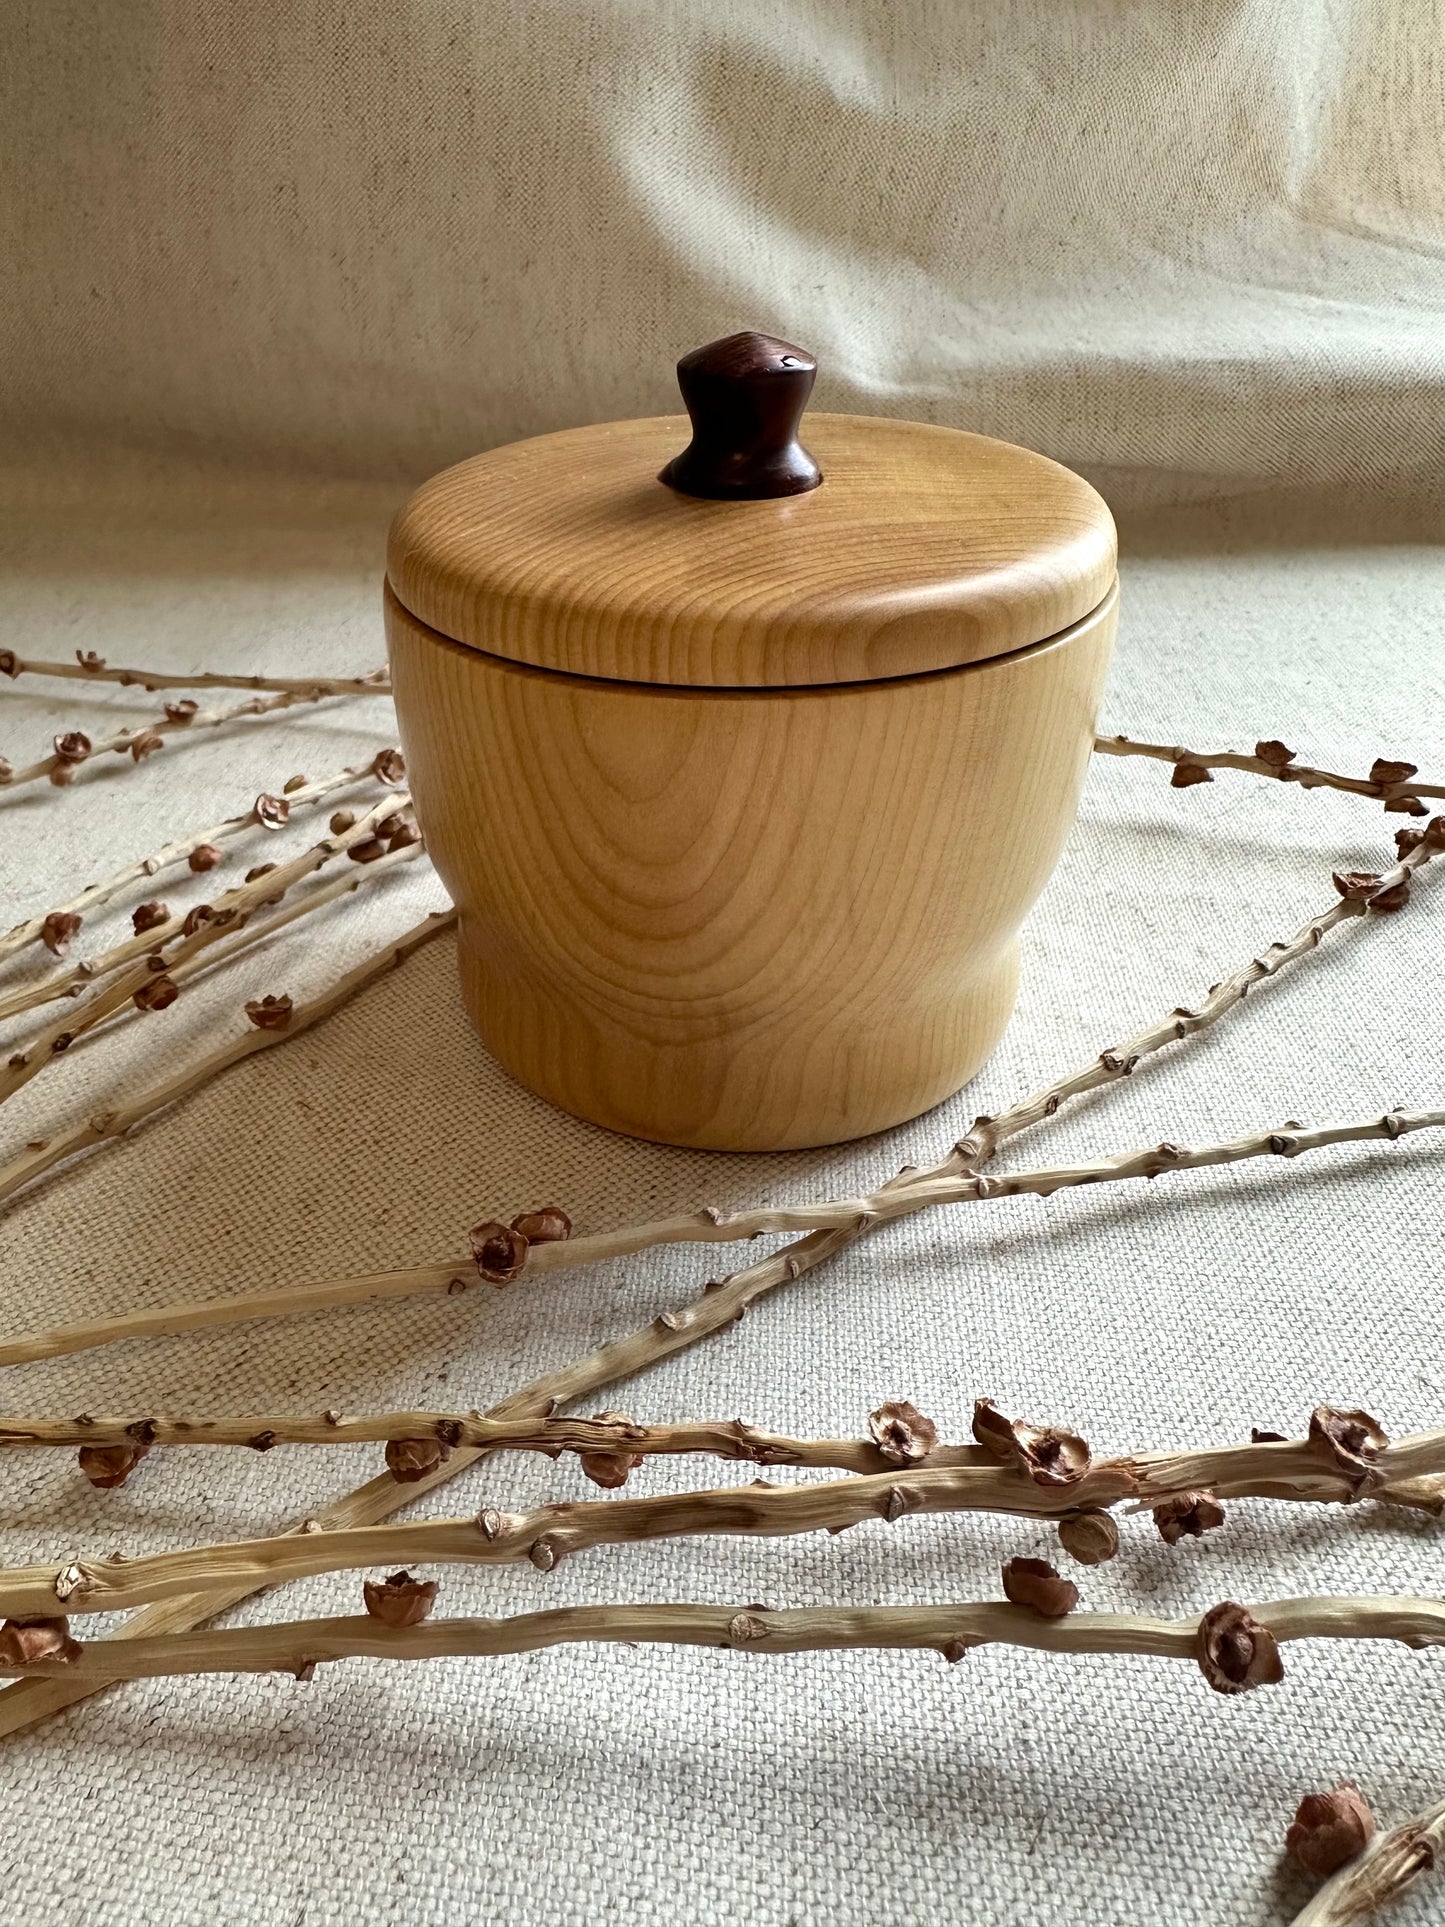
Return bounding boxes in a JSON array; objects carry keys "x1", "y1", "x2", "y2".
[{"x1": 386, "y1": 332, "x2": 1116, "y2": 1150}]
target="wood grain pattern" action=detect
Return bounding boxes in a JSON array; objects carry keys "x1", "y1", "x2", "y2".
[
  {"x1": 387, "y1": 413, "x2": 1116, "y2": 687},
  {"x1": 386, "y1": 583, "x2": 1117, "y2": 1150}
]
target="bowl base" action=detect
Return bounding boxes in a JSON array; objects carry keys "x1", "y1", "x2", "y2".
[{"x1": 456, "y1": 931, "x2": 1020, "y2": 1152}]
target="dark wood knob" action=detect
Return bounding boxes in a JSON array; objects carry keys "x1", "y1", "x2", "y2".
[{"x1": 659, "y1": 331, "x2": 823, "y2": 501}]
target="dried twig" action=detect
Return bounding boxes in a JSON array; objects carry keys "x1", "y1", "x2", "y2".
[
  {"x1": 1094, "y1": 734, "x2": 1443, "y2": 811},
  {"x1": 0, "y1": 759, "x2": 391, "y2": 973},
  {"x1": 3, "y1": 1465, "x2": 1148, "y2": 1615},
  {"x1": 163, "y1": 836, "x2": 424, "y2": 990},
  {"x1": 7, "y1": 1411, "x2": 1443, "y2": 1617},
  {"x1": 0, "y1": 687, "x2": 360, "y2": 794},
  {"x1": 0, "y1": 792, "x2": 411, "y2": 1108},
  {"x1": 0, "y1": 651, "x2": 390, "y2": 699},
  {"x1": 11, "y1": 1105, "x2": 1434, "y2": 1369},
  {"x1": 0, "y1": 911, "x2": 455, "y2": 1211},
  {"x1": 4, "y1": 1409, "x2": 1438, "y2": 1515},
  {"x1": 1291, "y1": 1791, "x2": 1445, "y2": 1925},
  {"x1": 2, "y1": 1595, "x2": 1442, "y2": 1685},
  {"x1": 497, "y1": 1109, "x2": 1445, "y2": 1275}
]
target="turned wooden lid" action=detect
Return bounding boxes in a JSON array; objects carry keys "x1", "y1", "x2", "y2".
[{"x1": 387, "y1": 333, "x2": 1116, "y2": 688}]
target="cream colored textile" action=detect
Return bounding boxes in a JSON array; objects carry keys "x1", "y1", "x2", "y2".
[
  {"x1": 5, "y1": 2, "x2": 1445, "y2": 509},
  {"x1": 3, "y1": 1, "x2": 1445, "y2": 1922}
]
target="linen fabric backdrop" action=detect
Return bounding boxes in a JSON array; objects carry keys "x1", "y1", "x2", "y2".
[{"x1": 2, "y1": 3, "x2": 1444, "y2": 1923}]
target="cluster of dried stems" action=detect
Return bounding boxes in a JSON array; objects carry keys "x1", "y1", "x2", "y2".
[
  {"x1": 0, "y1": 1403, "x2": 1436, "y2": 1620},
  {"x1": 2, "y1": 655, "x2": 1442, "y2": 1920},
  {"x1": 0, "y1": 783, "x2": 418, "y2": 1116},
  {"x1": 0, "y1": 756, "x2": 387, "y2": 975}
]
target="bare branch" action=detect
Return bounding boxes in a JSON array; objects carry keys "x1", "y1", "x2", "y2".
[
  {"x1": 3, "y1": 1595, "x2": 1442, "y2": 1685},
  {"x1": 0, "y1": 807, "x2": 421, "y2": 1024},
  {"x1": 1095, "y1": 734, "x2": 1443, "y2": 810},
  {"x1": 8, "y1": 1105, "x2": 1434, "y2": 1369},
  {"x1": 0, "y1": 687, "x2": 362, "y2": 795},
  {"x1": 0, "y1": 651, "x2": 390, "y2": 698},
  {"x1": 2, "y1": 1409, "x2": 1436, "y2": 1516}
]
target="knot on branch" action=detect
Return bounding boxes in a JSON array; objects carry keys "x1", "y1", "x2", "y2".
[
  {"x1": 166, "y1": 700, "x2": 199, "y2": 725},
  {"x1": 1195, "y1": 1601, "x2": 1283, "y2": 1695},
  {"x1": 52, "y1": 732, "x2": 91, "y2": 766},
  {"x1": 973, "y1": 1398, "x2": 1091, "y2": 1487},
  {"x1": 577, "y1": 1410, "x2": 645, "y2": 1489},
  {"x1": 1146, "y1": 1142, "x2": 1189, "y2": 1176},
  {"x1": 883, "y1": 1484, "x2": 917, "y2": 1522},
  {"x1": 725, "y1": 1611, "x2": 771, "y2": 1646},
  {"x1": 52, "y1": 1563, "x2": 86, "y2": 1602},
  {"x1": 372, "y1": 748, "x2": 406, "y2": 786}
]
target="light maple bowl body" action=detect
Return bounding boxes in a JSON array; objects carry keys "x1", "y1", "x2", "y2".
[{"x1": 386, "y1": 409, "x2": 1117, "y2": 1152}]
